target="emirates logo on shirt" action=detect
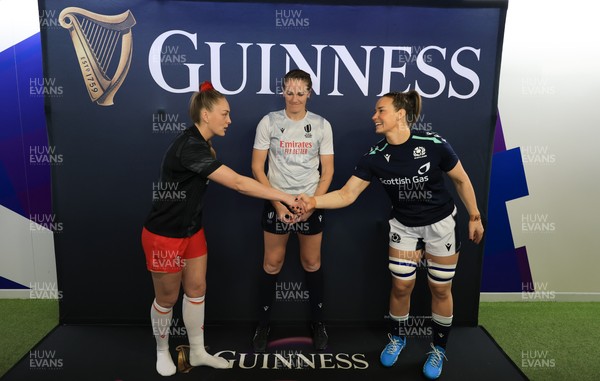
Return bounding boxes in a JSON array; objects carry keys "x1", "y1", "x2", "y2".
[{"x1": 279, "y1": 140, "x2": 312, "y2": 155}]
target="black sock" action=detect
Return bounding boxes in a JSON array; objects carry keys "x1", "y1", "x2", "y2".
[
  {"x1": 305, "y1": 268, "x2": 324, "y2": 322},
  {"x1": 431, "y1": 314, "x2": 452, "y2": 349},
  {"x1": 258, "y1": 271, "x2": 278, "y2": 327}
]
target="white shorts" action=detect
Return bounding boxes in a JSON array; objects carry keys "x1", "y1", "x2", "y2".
[{"x1": 388, "y1": 207, "x2": 461, "y2": 257}]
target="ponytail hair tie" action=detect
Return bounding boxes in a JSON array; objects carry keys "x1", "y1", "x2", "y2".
[{"x1": 200, "y1": 81, "x2": 214, "y2": 92}]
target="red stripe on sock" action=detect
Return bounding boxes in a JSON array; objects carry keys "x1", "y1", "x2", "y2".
[{"x1": 153, "y1": 303, "x2": 172, "y2": 314}]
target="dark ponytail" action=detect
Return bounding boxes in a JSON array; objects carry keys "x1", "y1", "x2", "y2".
[{"x1": 383, "y1": 90, "x2": 422, "y2": 127}]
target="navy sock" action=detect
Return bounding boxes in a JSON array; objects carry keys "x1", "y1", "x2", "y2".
[
  {"x1": 258, "y1": 271, "x2": 278, "y2": 326},
  {"x1": 431, "y1": 313, "x2": 452, "y2": 349},
  {"x1": 305, "y1": 268, "x2": 324, "y2": 322}
]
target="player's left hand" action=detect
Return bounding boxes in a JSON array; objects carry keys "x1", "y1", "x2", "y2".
[
  {"x1": 469, "y1": 219, "x2": 484, "y2": 244},
  {"x1": 296, "y1": 194, "x2": 316, "y2": 214},
  {"x1": 283, "y1": 195, "x2": 305, "y2": 217}
]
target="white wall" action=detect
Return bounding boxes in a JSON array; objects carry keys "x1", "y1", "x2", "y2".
[
  {"x1": 490, "y1": 0, "x2": 600, "y2": 301},
  {"x1": 0, "y1": 0, "x2": 58, "y2": 298}
]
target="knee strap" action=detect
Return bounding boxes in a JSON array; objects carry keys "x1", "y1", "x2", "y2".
[
  {"x1": 427, "y1": 259, "x2": 456, "y2": 284},
  {"x1": 388, "y1": 257, "x2": 417, "y2": 280}
]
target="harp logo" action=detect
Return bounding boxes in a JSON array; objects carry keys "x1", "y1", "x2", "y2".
[{"x1": 59, "y1": 7, "x2": 136, "y2": 106}]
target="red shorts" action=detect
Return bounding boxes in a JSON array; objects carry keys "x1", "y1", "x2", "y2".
[{"x1": 141, "y1": 227, "x2": 207, "y2": 273}]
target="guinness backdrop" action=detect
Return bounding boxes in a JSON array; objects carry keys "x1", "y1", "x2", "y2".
[{"x1": 38, "y1": 0, "x2": 507, "y2": 325}]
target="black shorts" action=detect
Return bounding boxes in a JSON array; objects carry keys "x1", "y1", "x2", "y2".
[{"x1": 261, "y1": 201, "x2": 324, "y2": 235}]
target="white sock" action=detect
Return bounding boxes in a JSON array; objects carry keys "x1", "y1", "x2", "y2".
[
  {"x1": 182, "y1": 294, "x2": 230, "y2": 369},
  {"x1": 151, "y1": 299, "x2": 176, "y2": 376}
]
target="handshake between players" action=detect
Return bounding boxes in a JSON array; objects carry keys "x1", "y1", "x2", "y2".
[{"x1": 280, "y1": 194, "x2": 319, "y2": 224}]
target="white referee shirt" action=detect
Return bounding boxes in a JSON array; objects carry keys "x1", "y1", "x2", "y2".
[{"x1": 253, "y1": 109, "x2": 334, "y2": 195}]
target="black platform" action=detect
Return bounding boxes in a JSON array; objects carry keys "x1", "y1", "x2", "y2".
[{"x1": 2, "y1": 323, "x2": 527, "y2": 381}]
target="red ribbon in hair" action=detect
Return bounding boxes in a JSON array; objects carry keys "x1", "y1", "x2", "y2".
[{"x1": 200, "y1": 81, "x2": 214, "y2": 92}]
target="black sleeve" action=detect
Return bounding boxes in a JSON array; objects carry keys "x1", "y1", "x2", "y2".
[{"x1": 179, "y1": 138, "x2": 222, "y2": 177}]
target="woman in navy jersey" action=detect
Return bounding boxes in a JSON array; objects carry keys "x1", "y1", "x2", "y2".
[
  {"x1": 300, "y1": 90, "x2": 484, "y2": 380},
  {"x1": 142, "y1": 82, "x2": 302, "y2": 376},
  {"x1": 251, "y1": 69, "x2": 334, "y2": 352}
]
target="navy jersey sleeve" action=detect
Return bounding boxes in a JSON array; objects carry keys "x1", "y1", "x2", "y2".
[
  {"x1": 179, "y1": 139, "x2": 223, "y2": 177},
  {"x1": 438, "y1": 137, "x2": 459, "y2": 172},
  {"x1": 352, "y1": 154, "x2": 373, "y2": 182}
]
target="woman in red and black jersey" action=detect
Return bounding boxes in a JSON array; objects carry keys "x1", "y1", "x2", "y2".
[{"x1": 142, "y1": 82, "x2": 302, "y2": 376}]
